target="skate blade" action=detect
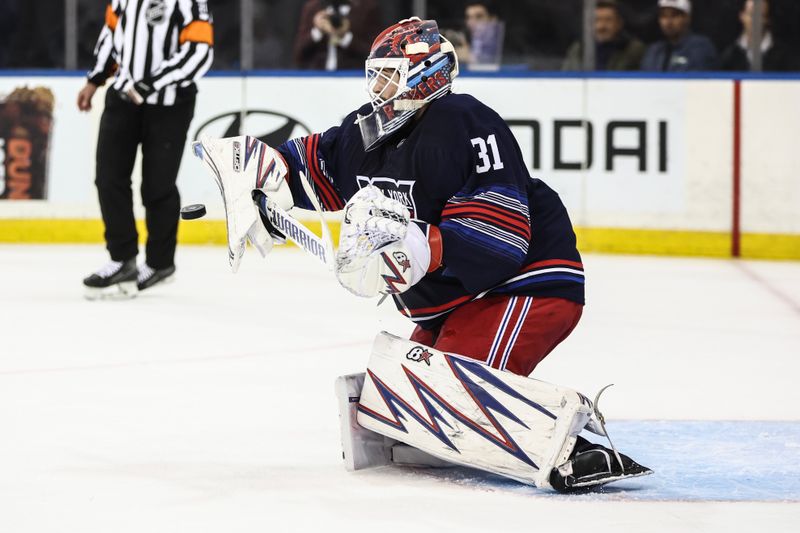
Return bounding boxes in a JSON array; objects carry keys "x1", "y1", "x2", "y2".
[
  {"x1": 570, "y1": 466, "x2": 654, "y2": 490},
  {"x1": 138, "y1": 272, "x2": 176, "y2": 292},
  {"x1": 84, "y1": 281, "x2": 139, "y2": 301}
]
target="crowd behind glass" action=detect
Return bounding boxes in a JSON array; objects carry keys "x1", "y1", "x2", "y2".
[{"x1": 0, "y1": 0, "x2": 797, "y2": 73}]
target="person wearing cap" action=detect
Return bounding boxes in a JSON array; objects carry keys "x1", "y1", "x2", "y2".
[{"x1": 641, "y1": 0, "x2": 718, "y2": 71}]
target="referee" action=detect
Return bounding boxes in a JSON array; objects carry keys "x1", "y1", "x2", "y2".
[{"x1": 77, "y1": 0, "x2": 213, "y2": 300}]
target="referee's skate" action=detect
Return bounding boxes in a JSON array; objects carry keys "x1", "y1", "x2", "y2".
[{"x1": 82, "y1": 258, "x2": 138, "y2": 300}]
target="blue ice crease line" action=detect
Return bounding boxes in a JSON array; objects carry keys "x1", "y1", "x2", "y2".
[{"x1": 408, "y1": 420, "x2": 800, "y2": 502}]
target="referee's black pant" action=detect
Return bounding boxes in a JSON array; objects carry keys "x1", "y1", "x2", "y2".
[{"x1": 95, "y1": 89, "x2": 195, "y2": 269}]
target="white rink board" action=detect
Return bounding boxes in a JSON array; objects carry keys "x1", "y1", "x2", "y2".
[
  {"x1": 0, "y1": 75, "x2": 794, "y2": 236},
  {"x1": 741, "y1": 80, "x2": 800, "y2": 234}
]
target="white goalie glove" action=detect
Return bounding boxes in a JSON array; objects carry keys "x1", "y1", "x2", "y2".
[
  {"x1": 193, "y1": 136, "x2": 293, "y2": 273},
  {"x1": 336, "y1": 185, "x2": 432, "y2": 298}
]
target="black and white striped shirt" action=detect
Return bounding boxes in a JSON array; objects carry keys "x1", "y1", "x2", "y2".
[{"x1": 88, "y1": 0, "x2": 214, "y2": 106}]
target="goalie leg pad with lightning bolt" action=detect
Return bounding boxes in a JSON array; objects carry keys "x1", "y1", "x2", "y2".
[
  {"x1": 336, "y1": 372, "x2": 454, "y2": 471},
  {"x1": 355, "y1": 332, "x2": 594, "y2": 489}
]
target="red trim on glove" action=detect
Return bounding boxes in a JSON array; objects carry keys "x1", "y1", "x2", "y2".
[{"x1": 427, "y1": 225, "x2": 443, "y2": 273}]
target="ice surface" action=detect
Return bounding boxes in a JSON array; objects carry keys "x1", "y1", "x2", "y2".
[
  {"x1": 1, "y1": 245, "x2": 799, "y2": 532},
  {"x1": 412, "y1": 421, "x2": 800, "y2": 502}
]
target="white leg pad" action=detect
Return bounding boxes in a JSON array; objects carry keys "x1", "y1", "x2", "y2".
[
  {"x1": 335, "y1": 373, "x2": 454, "y2": 470},
  {"x1": 354, "y1": 332, "x2": 593, "y2": 488},
  {"x1": 389, "y1": 443, "x2": 454, "y2": 468},
  {"x1": 335, "y1": 373, "x2": 394, "y2": 471}
]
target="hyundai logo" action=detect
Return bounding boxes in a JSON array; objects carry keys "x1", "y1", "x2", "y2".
[{"x1": 192, "y1": 110, "x2": 312, "y2": 148}]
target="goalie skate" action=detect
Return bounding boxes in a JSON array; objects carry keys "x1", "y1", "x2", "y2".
[{"x1": 549, "y1": 436, "x2": 653, "y2": 492}]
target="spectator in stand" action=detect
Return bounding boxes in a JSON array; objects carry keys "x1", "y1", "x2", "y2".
[
  {"x1": 641, "y1": 0, "x2": 718, "y2": 71},
  {"x1": 463, "y1": 1, "x2": 505, "y2": 68},
  {"x1": 720, "y1": 0, "x2": 800, "y2": 71},
  {"x1": 562, "y1": 0, "x2": 645, "y2": 71},
  {"x1": 293, "y1": 0, "x2": 381, "y2": 70}
]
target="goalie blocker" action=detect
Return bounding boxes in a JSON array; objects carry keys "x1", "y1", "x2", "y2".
[
  {"x1": 192, "y1": 135, "x2": 335, "y2": 272},
  {"x1": 336, "y1": 332, "x2": 652, "y2": 492}
]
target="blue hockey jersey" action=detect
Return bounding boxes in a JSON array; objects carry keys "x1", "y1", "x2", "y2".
[{"x1": 277, "y1": 92, "x2": 584, "y2": 330}]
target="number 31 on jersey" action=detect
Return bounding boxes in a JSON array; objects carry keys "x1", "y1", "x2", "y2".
[{"x1": 470, "y1": 134, "x2": 504, "y2": 173}]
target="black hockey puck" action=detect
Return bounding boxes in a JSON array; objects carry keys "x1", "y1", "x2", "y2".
[{"x1": 180, "y1": 204, "x2": 207, "y2": 220}]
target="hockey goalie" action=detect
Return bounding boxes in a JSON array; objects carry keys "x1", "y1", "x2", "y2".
[{"x1": 193, "y1": 17, "x2": 652, "y2": 492}]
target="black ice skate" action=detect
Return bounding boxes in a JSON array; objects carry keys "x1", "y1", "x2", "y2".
[
  {"x1": 549, "y1": 436, "x2": 653, "y2": 493},
  {"x1": 83, "y1": 258, "x2": 138, "y2": 300},
  {"x1": 137, "y1": 264, "x2": 176, "y2": 291}
]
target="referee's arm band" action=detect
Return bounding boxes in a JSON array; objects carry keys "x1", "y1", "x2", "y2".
[
  {"x1": 179, "y1": 21, "x2": 214, "y2": 46},
  {"x1": 105, "y1": 4, "x2": 118, "y2": 30}
]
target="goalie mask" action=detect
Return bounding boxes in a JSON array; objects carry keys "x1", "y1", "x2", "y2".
[{"x1": 356, "y1": 18, "x2": 459, "y2": 151}]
